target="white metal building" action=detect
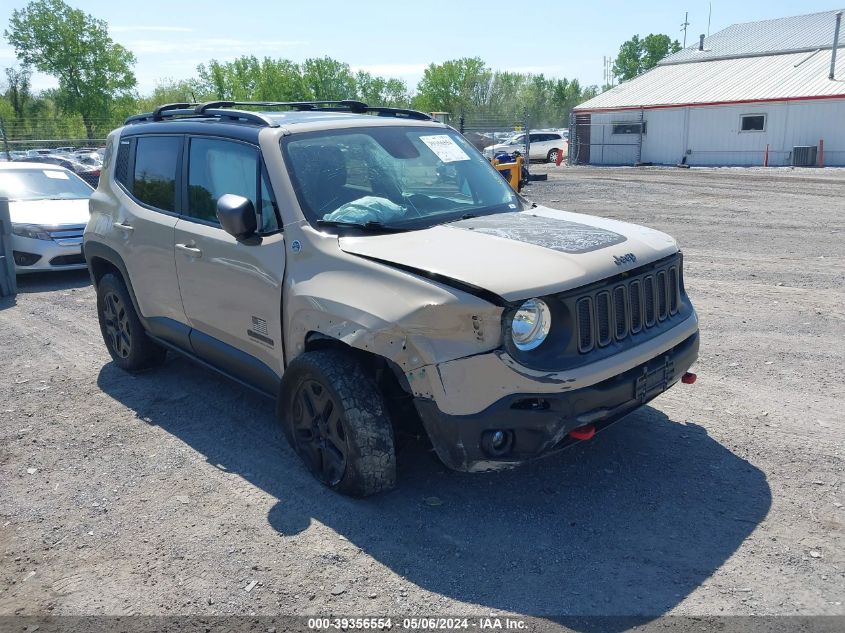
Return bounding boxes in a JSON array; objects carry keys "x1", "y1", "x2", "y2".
[{"x1": 572, "y1": 9, "x2": 845, "y2": 167}]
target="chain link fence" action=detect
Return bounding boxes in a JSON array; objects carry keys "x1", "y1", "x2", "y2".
[{"x1": 1, "y1": 117, "x2": 107, "y2": 188}]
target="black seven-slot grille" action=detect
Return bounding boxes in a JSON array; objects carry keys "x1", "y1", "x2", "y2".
[{"x1": 576, "y1": 258, "x2": 681, "y2": 353}]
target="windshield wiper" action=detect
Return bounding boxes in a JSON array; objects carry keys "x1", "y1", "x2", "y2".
[
  {"x1": 316, "y1": 219, "x2": 407, "y2": 232},
  {"x1": 439, "y1": 213, "x2": 477, "y2": 225}
]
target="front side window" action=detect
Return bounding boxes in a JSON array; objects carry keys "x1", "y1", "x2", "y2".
[
  {"x1": 282, "y1": 126, "x2": 520, "y2": 230},
  {"x1": 188, "y1": 138, "x2": 258, "y2": 224},
  {"x1": 740, "y1": 114, "x2": 766, "y2": 132},
  {"x1": 259, "y1": 168, "x2": 280, "y2": 233},
  {"x1": 133, "y1": 136, "x2": 181, "y2": 211}
]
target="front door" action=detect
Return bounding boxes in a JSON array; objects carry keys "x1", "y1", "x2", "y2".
[{"x1": 173, "y1": 136, "x2": 285, "y2": 394}]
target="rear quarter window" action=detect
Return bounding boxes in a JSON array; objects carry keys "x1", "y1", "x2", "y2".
[{"x1": 114, "y1": 139, "x2": 131, "y2": 187}]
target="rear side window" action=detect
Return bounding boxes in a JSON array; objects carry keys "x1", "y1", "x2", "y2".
[
  {"x1": 133, "y1": 136, "x2": 181, "y2": 211},
  {"x1": 188, "y1": 138, "x2": 258, "y2": 224}
]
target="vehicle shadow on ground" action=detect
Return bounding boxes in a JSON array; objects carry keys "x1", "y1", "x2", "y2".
[
  {"x1": 98, "y1": 356, "x2": 771, "y2": 629},
  {"x1": 14, "y1": 269, "x2": 90, "y2": 294}
]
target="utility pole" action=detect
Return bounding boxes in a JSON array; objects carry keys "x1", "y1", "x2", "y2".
[
  {"x1": 681, "y1": 11, "x2": 690, "y2": 48},
  {"x1": 0, "y1": 118, "x2": 10, "y2": 161},
  {"x1": 707, "y1": 2, "x2": 712, "y2": 36},
  {"x1": 603, "y1": 56, "x2": 614, "y2": 88}
]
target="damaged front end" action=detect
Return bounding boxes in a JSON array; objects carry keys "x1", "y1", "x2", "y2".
[
  {"x1": 413, "y1": 329, "x2": 699, "y2": 471},
  {"x1": 403, "y1": 252, "x2": 700, "y2": 471}
]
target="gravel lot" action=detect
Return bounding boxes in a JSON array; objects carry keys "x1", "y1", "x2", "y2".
[{"x1": 1, "y1": 166, "x2": 843, "y2": 627}]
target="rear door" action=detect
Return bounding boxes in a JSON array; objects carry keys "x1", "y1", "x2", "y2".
[
  {"x1": 529, "y1": 133, "x2": 556, "y2": 159},
  {"x1": 111, "y1": 134, "x2": 189, "y2": 346},
  {"x1": 173, "y1": 136, "x2": 285, "y2": 394}
]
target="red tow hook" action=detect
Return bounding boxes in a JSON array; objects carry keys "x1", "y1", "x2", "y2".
[
  {"x1": 681, "y1": 372, "x2": 697, "y2": 384},
  {"x1": 569, "y1": 424, "x2": 596, "y2": 441}
]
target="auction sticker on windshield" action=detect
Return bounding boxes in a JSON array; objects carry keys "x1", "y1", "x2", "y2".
[
  {"x1": 44, "y1": 170, "x2": 70, "y2": 179},
  {"x1": 420, "y1": 134, "x2": 470, "y2": 163}
]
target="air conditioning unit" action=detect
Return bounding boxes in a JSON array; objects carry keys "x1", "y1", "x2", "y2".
[{"x1": 792, "y1": 146, "x2": 817, "y2": 167}]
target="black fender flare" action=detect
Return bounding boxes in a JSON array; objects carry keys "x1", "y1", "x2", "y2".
[{"x1": 84, "y1": 240, "x2": 147, "y2": 329}]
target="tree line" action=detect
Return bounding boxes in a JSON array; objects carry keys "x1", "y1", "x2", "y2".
[{"x1": 0, "y1": 0, "x2": 678, "y2": 141}]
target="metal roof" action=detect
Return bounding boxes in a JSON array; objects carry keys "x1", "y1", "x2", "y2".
[
  {"x1": 661, "y1": 9, "x2": 844, "y2": 65},
  {"x1": 576, "y1": 10, "x2": 845, "y2": 112}
]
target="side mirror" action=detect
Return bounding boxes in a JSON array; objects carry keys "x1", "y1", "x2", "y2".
[{"x1": 217, "y1": 194, "x2": 257, "y2": 241}]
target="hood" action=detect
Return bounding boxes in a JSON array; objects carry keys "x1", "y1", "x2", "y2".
[
  {"x1": 338, "y1": 206, "x2": 679, "y2": 302},
  {"x1": 8, "y1": 198, "x2": 90, "y2": 227}
]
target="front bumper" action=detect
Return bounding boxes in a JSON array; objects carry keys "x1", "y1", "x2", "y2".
[
  {"x1": 414, "y1": 330, "x2": 699, "y2": 472},
  {"x1": 12, "y1": 235, "x2": 86, "y2": 273}
]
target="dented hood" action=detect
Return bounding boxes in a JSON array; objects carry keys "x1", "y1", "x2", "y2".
[{"x1": 338, "y1": 206, "x2": 679, "y2": 302}]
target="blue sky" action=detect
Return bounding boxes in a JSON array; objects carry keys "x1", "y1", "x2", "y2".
[{"x1": 0, "y1": 1, "x2": 840, "y2": 94}]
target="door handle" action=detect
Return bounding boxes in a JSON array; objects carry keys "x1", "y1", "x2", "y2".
[
  {"x1": 114, "y1": 221, "x2": 134, "y2": 232},
  {"x1": 176, "y1": 243, "x2": 203, "y2": 257}
]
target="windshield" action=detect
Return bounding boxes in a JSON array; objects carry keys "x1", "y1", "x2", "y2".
[
  {"x1": 282, "y1": 126, "x2": 521, "y2": 230},
  {"x1": 0, "y1": 168, "x2": 93, "y2": 201}
]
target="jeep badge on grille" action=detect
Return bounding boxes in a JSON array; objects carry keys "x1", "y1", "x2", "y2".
[{"x1": 613, "y1": 253, "x2": 637, "y2": 266}]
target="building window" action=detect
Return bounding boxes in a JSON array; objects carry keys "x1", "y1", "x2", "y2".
[
  {"x1": 740, "y1": 114, "x2": 766, "y2": 132},
  {"x1": 612, "y1": 121, "x2": 646, "y2": 135}
]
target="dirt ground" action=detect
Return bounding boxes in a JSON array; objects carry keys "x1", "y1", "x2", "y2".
[{"x1": 1, "y1": 166, "x2": 843, "y2": 627}]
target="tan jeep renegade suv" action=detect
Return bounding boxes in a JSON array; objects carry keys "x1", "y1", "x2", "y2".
[{"x1": 84, "y1": 100, "x2": 699, "y2": 496}]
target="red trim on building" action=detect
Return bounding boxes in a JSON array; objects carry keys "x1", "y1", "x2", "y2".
[{"x1": 575, "y1": 93, "x2": 845, "y2": 114}]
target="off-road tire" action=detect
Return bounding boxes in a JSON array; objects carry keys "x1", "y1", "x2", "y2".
[
  {"x1": 279, "y1": 349, "x2": 397, "y2": 497},
  {"x1": 96, "y1": 273, "x2": 167, "y2": 371}
]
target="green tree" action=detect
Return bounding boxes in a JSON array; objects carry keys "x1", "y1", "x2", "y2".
[
  {"x1": 197, "y1": 56, "x2": 308, "y2": 101},
  {"x1": 354, "y1": 71, "x2": 409, "y2": 107},
  {"x1": 4, "y1": 65, "x2": 32, "y2": 118},
  {"x1": 5, "y1": 0, "x2": 136, "y2": 139},
  {"x1": 413, "y1": 57, "x2": 492, "y2": 115},
  {"x1": 613, "y1": 33, "x2": 681, "y2": 81},
  {"x1": 302, "y1": 57, "x2": 356, "y2": 101}
]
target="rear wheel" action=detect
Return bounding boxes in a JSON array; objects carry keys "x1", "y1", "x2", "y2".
[
  {"x1": 96, "y1": 273, "x2": 166, "y2": 371},
  {"x1": 280, "y1": 350, "x2": 396, "y2": 496},
  {"x1": 547, "y1": 148, "x2": 560, "y2": 163}
]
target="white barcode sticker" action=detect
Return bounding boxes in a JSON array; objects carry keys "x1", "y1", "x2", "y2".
[{"x1": 420, "y1": 135, "x2": 470, "y2": 163}]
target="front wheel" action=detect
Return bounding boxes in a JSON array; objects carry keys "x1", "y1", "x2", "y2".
[{"x1": 279, "y1": 350, "x2": 396, "y2": 496}]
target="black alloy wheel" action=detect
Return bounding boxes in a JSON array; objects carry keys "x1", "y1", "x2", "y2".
[
  {"x1": 290, "y1": 378, "x2": 349, "y2": 485},
  {"x1": 101, "y1": 289, "x2": 132, "y2": 359}
]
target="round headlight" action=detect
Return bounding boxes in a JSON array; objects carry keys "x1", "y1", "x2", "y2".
[{"x1": 511, "y1": 298, "x2": 551, "y2": 351}]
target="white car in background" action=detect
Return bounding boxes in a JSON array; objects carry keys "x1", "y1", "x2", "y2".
[
  {"x1": 483, "y1": 131, "x2": 567, "y2": 163},
  {"x1": 1, "y1": 162, "x2": 93, "y2": 273}
]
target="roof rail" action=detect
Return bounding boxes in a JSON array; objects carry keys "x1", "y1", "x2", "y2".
[
  {"x1": 153, "y1": 102, "x2": 195, "y2": 120},
  {"x1": 193, "y1": 99, "x2": 432, "y2": 120},
  {"x1": 125, "y1": 99, "x2": 434, "y2": 126},
  {"x1": 193, "y1": 99, "x2": 371, "y2": 114},
  {"x1": 125, "y1": 104, "x2": 279, "y2": 127}
]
